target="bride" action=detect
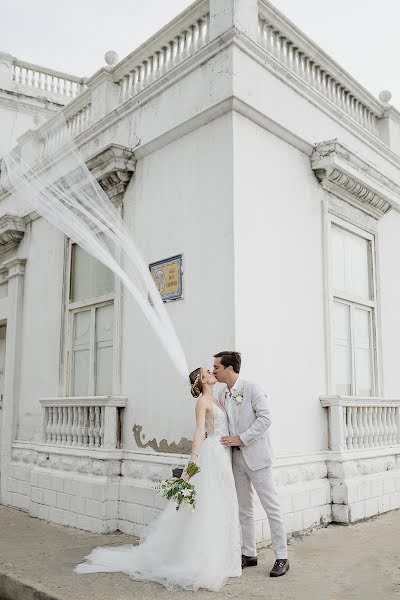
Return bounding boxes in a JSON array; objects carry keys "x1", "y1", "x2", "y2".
[{"x1": 75, "y1": 367, "x2": 242, "y2": 591}]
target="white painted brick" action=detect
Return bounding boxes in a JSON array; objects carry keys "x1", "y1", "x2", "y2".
[
  {"x1": 104, "y1": 501, "x2": 118, "y2": 520},
  {"x1": 43, "y1": 489, "x2": 57, "y2": 506},
  {"x1": 395, "y1": 474, "x2": 400, "y2": 492},
  {"x1": 284, "y1": 512, "x2": 295, "y2": 534},
  {"x1": 77, "y1": 514, "x2": 103, "y2": 533},
  {"x1": 38, "y1": 472, "x2": 51, "y2": 489},
  {"x1": 30, "y1": 502, "x2": 40, "y2": 517},
  {"x1": 278, "y1": 490, "x2": 292, "y2": 514},
  {"x1": 88, "y1": 482, "x2": 107, "y2": 501},
  {"x1": 378, "y1": 495, "x2": 391, "y2": 514},
  {"x1": 16, "y1": 479, "x2": 31, "y2": 496},
  {"x1": 30, "y1": 471, "x2": 39, "y2": 486},
  {"x1": 292, "y1": 511, "x2": 303, "y2": 533},
  {"x1": 85, "y1": 498, "x2": 104, "y2": 519},
  {"x1": 331, "y1": 480, "x2": 348, "y2": 504},
  {"x1": 357, "y1": 479, "x2": 371, "y2": 501},
  {"x1": 310, "y1": 481, "x2": 330, "y2": 507},
  {"x1": 64, "y1": 511, "x2": 78, "y2": 528},
  {"x1": 370, "y1": 475, "x2": 384, "y2": 498},
  {"x1": 106, "y1": 484, "x2": 119, "y2": 501},
  {"x1": 103, "y1": 519, "x2": 118, "y2": 533},
  {"x1": 349, "y1": 501, "x2": 365, "y2": 522},
  {"x1": 70, "y1": 495, "x2": 86, "y2": 514},
  {"x1": 119, "y1": 485, "x2": 135, "y2": 503},
  {"x1": 292, "y1": 490, "x2": 310, "y2": 512},
  {"x1": 63, "y1": 478, "x2": 76, "y2": 495},
  {"x1": 302, "y1": 507, "x2": 321, "y2": 529},
  {"x1": 50, "y1": 477, "x2": 64, "y2": 492},
  {"x1": 154, "y1": 494, "x2": 168, "y2": 510},
  {"x1": 31, "y1": 487, "x2": 44, "y2": 504},
  {"x1": 132, "y1": 487, "x2": 157, "y2": 507},
  {"x1": 36, "y1": 504, "x2": 50, "y2": 520},
  {"x1": 9, "y1": 492, "x2": 30, "y2": 511},
  {"x1": 390, "y1": 492, "x2": 400, "y2": 510},
  {"x1": 11, "y1": 464, "x2": 31, "y2": 482},
  {"x1": 365, "y1": 497, "x2": 379, "y2": 518},
  {"x1": 332, "y1": 504, "x2": 349, "y2": 523},
  {"x1": 8, "y1": 477, "x2": 18, "y2": 493},
  {"x1": 383, "y1": 475, "x2": 396, "y2": 495},
  {"x1": 320, "y1": 504, "x2": 332, "y2": 524},
  {"x1": 49, "y1": 507, "x2": 68, "y2": 525},
  {"x1": 56, "y1": 492, "x2": 71, "y2": 511}
]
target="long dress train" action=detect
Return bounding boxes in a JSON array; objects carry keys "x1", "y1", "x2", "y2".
[{"x1": 74, "y1": 403, "x2": 242, "y2": 591}]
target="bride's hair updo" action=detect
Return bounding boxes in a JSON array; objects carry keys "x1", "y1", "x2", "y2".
[{"x1": 189, "y1": 367, "x2": 202, "y2": 399}]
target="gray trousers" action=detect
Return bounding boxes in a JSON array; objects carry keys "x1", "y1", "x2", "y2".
[{"x1": 232, "y1": 449, "x2": 287, "y2": 559}]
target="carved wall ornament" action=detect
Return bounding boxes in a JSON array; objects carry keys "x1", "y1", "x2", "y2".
[
  {"x1": 311, "y1": 140, "x2": 400, "y2": 219},
  {"x1": 0, "y1": 214, "x2": 26, "y2": 250},
  {"x1": 86, "y1": 144, "x2": 136, "y2": 205}
]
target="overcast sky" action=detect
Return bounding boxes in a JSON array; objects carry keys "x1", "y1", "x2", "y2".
[{"x1": 1, "y1": 0, "x2": 399, "y2": 107}]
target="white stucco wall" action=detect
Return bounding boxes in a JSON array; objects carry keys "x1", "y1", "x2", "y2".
[
  {"x1": 377, "y1": 209, "x2": 400, "y2": 398},
  {"x1": 16, "y1": 218, "x2": 65, "y2": 441},
  {"x1": 121, "y1": 113, "x2": 235, "y2": 450},
  {"x1": 232, "y1": 112, "x2": 327, "y2": 455}
]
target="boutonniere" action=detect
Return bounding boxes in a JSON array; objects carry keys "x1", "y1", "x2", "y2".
[{"x1": 233, "y1": 389, "x2": 244, "y2": 404}]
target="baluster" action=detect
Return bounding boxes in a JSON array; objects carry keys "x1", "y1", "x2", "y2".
[
  {"x1": 199, "y1": 15, "x2": 209, "y2": 47},
  {"x1": 377, "y1": 407, "x2": 384, "y2": 446},
  {"x1": 361, "y1": 407, "x2": 369, "y2": 448},
  {"x1": 367, "y1": 406, "x2": 374, "y2": 447},
  {"x1": 45, "y1": 407, "x2": 52, "y2": 443},
  {"x1": 120, "y1": 76, "x2": 128, "y2": 102},
  {"x1": 382, "y1": 407, "x2": 390, "y2": 446},
  {"x1": 350, "y1": 407, "x2": 358, "y2": 449},
  {"x1": 346, "y1": 407, "x2": 353, "y2": 450},
  {"x1": 50, "y1": 406, "x2": 57, "y2": 443},
  {"x1": 94, "y1": 407, "x2": 100, "y2": 447},
  {"x1": 356, "y1": 407, "x2": 364, "y2": 449},
  {"x1": 88, "y1": 407, "x2": 95, "y2": 448},
  {"x1": 77, "y1": 406, "x2": 83, "y2": 446},
  {"x1": 71, "y1": 407, "x2": 78, "y2": 446},
  {"x1": 131, "y1": 68, "x2": 139, "y2": 96},
  {"x1": 343, "y1": 407, "x2": 348, "y2": 448},
  {"x1": 127, "y1": 71, "x2": 134, "y2": 98},
  {"x1": 66, "y1": 406, "x2": 73, "y2": 446},
  {"x1": 61, "y1": 406, "x2": 67, "y2": 444},
  {"x1": 99, "y1": 408, "x2": 104, "y2": 447},
  {"x1": 55, "y1": 407, "x2": 62, "y2": 444},
  {"x1": 371, "y1": 406, "x2": 379, "y2": 446},
  {"x1": 82, "y1": 407, "x2": 89, "y2": 446}
]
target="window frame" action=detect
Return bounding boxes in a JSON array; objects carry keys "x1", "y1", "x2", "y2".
[
  {"x1": 61, "y1": 239, "x2": 121, "y2": 398},
  {"x1": 325, "y1": 211, "x2": 381, "y2": 397}
]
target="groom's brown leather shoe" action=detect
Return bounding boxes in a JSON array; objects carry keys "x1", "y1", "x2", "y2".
[
  {"x1": 269, "y1": 559, "x2": 289, "y2": 577},
  {"x1": 242, "y1": 555, "x2": 258, "y2": 568}
]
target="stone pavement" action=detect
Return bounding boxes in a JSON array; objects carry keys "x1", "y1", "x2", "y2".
[{"x1": 0, "y1": 505, "x2": 399, "y2": 600}]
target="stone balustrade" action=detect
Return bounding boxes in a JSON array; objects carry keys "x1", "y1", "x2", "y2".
[
  {"x1": 39, "y1": 397, "x2": 127, "y2": 450},
  {"x1": 320, "y1": 396, "x2": 400, "y2": 452},
  {"x1": 114, "y1": 1, "x2": 209, "y2": 104},
  {"x1": 11, "y1": 58, "x2": 86, "y2": 100},
  {"x1": 258, "y1": 1, "x2": 382, "y2": 137}
]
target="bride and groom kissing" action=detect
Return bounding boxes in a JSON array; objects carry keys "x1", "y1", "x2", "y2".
[{"x1": 75, "y1": 351, "x2": 289, "y2": 591}]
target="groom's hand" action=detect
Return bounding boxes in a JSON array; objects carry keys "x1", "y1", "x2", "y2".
[{"x1": 220, "y1": 435, "x2": 241, "y2": 447}]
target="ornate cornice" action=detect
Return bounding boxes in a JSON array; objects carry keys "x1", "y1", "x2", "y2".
[
  {"x1": 86, "y1": 144, "x2": 136, "y2": 205},
  {"x1": 311, "y1": 140, "x2": 400, "y2": 219},
  {"x1": 0, "y1": 214, "x2": 26, "y2": 250}
]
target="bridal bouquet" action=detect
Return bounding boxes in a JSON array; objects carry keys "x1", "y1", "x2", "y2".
[{"x1": 157, "y1": 462, "x2": 201, "y2": 511}]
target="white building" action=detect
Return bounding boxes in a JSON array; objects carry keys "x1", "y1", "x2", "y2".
[{"x1": 1, "y1": 0, "x2": 400, "y2": 542}]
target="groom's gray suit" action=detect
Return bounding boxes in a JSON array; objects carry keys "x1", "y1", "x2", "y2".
[{"x1": 219, "y1": 378, "x2": 287, "y2": 560}]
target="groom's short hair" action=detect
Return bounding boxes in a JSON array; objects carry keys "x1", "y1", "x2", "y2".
[{"x1": 214, "y1": 351, "x2": 241, "y2": 374}]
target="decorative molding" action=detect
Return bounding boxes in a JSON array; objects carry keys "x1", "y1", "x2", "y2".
[
  {"x1": 311, "y1": 140, "x2": 400, "y2": 218},
  {"x1": 86, "y1": 144, "x2": 136, "y2": 204},
  {"x1": 0, "y1": 214, "x2": 26, "y2": 251}
]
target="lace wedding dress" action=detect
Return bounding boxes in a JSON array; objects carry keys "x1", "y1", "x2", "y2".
[{"x1": 75, "y1": 403, "x2": 242, "y2": 591}]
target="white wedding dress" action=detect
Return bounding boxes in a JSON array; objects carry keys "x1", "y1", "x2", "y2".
[{"x1": 75, "y1": 403, "x2": 242, "y2": 591}]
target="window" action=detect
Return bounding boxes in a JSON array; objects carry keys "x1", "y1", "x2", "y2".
[
  {"x1": 330, "y1": 221, "x2": 377, "y2": 397},
  {"x1": 67, "y1": 243, "x2": 114, "y2": 396}
]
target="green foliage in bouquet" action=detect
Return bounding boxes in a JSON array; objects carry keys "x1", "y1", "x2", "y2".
[{"x1": 157, "y1": 462, "x2": 201, "y2": 511}]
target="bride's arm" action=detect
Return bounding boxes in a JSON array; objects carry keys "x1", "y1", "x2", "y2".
[{"x1": 189, "y1": 397, "x2": 207, "y2": 462}]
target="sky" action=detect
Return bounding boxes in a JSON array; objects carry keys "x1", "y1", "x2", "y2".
[{"x1": 1, "y1": 0, "x2": 399, "y2": 107}]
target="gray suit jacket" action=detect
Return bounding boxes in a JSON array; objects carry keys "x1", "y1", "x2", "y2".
[{"x1": 219, "y1": 379, "x2": 273, "y2": 471}]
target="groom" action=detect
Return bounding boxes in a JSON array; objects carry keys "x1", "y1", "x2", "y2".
[{"x1": 213, "y1": 351, "x2": 289, "y2": 577}]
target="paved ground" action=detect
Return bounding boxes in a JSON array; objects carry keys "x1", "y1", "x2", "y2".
[{"x1": 0, "y1": 505, "x2": 399, "y2": 600}]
